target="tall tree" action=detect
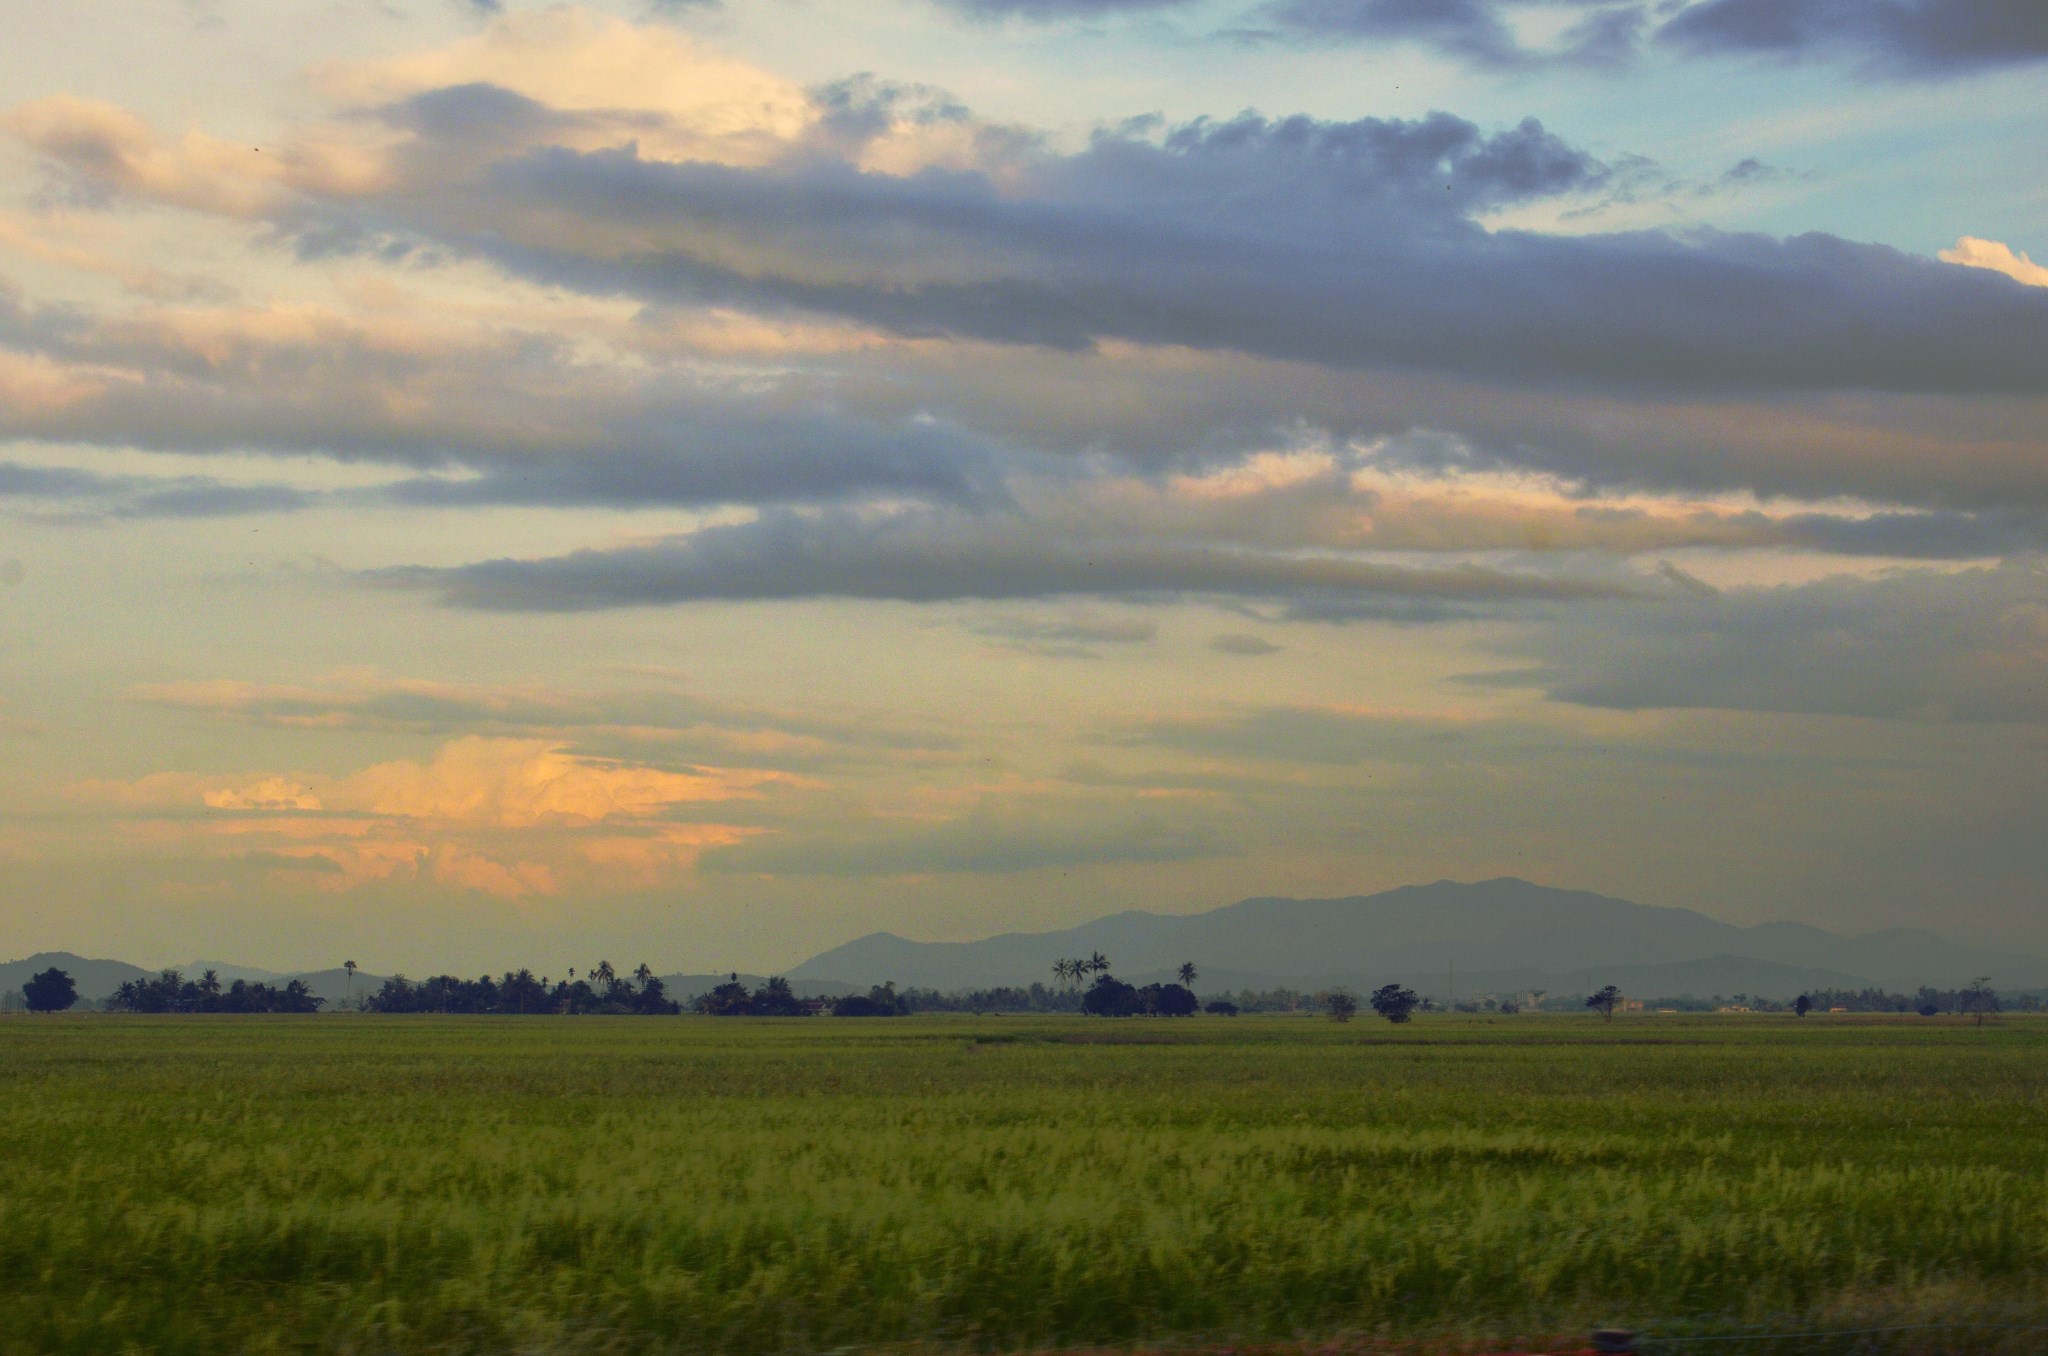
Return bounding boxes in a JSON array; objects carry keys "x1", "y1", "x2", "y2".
[
  {"x1": 1586, "y1": 985, "x2": 1623, "y2": 1021},
  {"x1": 22, "y1": 967, "x2": 77, "y2": 1013},
  {"x1": 1962, "y1": 977, "x2": 2000, "y2": 1028},
  {"x1": 1369, "y1": 984, "x2": 1419, "y2": 1024},
  {"x1": 1177, "y1": 961, "x2": 1198, "y2": 989}
]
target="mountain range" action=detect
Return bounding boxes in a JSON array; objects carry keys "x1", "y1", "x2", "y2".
[
  {"x1": 10, "y1": 879, "x2": 2042, "y2": 1007},
  {"x1": 787, "y1": 878, "x2": 2048, "y2": 998}
]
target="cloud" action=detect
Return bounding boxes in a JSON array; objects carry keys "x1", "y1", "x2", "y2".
[
  {"x1": 315, "y1": 9, "x2": 811, "y2": 156},
  {"x1": 1656, "y1": 0, "x2": 2048, "y2": 78},
  {"x1": 4, "y1": 15, "x2": 2047, "y2": 555},
  {"x1": 1942, "y1": 237, "x2": 2048, "y2": 288},
  {"x1": 933, "y1": 0, "x2": 1192, "y2": 17},
  {"x1": 704, "y1": 805, "x2": 1223, "y2": 875},
  {"x1": 1258, "y1": 0, "x2": 1646, "y2": 69},
  {"x1": 67, "y1": 736, "x2": 791, "y2": 898},
  {"x1": 1211, "y1": 631, "x2": 1282, "y2": 654},
  {"x1": 232, "y1": 89, "x2": 2048, "y2": 401},
  {"x1": 968, "y1": 613, "x2": 1159, "y2": 658},
  {"x1": 1492, "y1": 561, "x2": 2048, "y2": 722},
  {"x1": 130, "y1": 673, "x2": 958, "y2": 765},
  {"x1": 0, "y1": 289, "x2": 1001, "y2": 510},
  {"x1": 371, "y1": 506, "x2": 1633, "y2": 612},
  {"x1": 1232, "y1": 0, "x2": 2046, "y2": 78},
  {"x1": 0, "y1": 460, "x2": 318, "y2": 518}
]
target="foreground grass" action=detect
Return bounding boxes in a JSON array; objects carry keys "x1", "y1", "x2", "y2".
[{"x1": 1, "y1": 1014, "x2": 2044, "y2": 1355}]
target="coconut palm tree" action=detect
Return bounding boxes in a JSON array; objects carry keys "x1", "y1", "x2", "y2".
[
  {"x1": 1088, "y1": 951, "x2": 1110, "y2": 977},
  {"x1": 1052, "y1": 958, "x2": 1071, "y2": 989},
  {"x1": 1177, "y1": 961, "x2": 1198, "y2": 989},
  {"x1": 343, "y1": 959, "x2": 356, "y2": 1005}
]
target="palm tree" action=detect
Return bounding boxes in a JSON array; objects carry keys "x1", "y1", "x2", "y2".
[
  {"x1": 1052, "y1": 958, "x2": 1070, "y2": 989},
  {"x1": 343, "y1": 959, "x2": 357, "y2": 1005},
  {"x1": 1177, "y1": 961, "x2": 1198, "y2": 989},
  {"x1": 1088, "y1": 951, "x2": 1109, "y2": 977},
  {"x1": 634, "y1": 962, "x2": 654, "y2": 988}
]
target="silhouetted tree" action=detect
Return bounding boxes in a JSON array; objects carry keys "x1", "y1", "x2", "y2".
[
  {"x1": 1962, "y1": 976, "x2": 2000, "y2": 1027},
  {"x1": 1370, "y1": 983, "x2": 1419, "y2": 1024},
  {"x1": 752, "y1": 976, "x2": 804, "y2": 1016},
  {"x1": 1586, "y1": 985, "x2": 1622, "y2": 1021},
  {"x1": 1177, "y1": 961, "x2": 1198, "y2": 989},
  {"x1": 1325, "y1": 989, "x2": 1359, "y2": 1023},
  {"x1": 1142, "y1": 982, "x2": 1199, "y2": 1016},
  {"x1": 833, "y1": 982, "x2": 902, "y2": 1017},
  {"x1": 22, "y1": 967, "x2": 77, "y2": 1013},
  {"x1": 1794, "y1": 994, "x2": 1812, "y2": 1017},
  {"x1": 1082, "y1": 973, "x2": 1140, "y2": 1016},
  {"x1": 1204, "y1": 1000, "x2": 1238, "y2": 1016}
]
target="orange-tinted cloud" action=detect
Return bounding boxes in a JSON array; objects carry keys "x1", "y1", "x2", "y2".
[{"x1": 67, "y1": 737, "x2": 788, "y2": 899}]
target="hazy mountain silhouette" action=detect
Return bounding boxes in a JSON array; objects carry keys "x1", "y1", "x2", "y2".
[
  {"x1": 788, "y1": 878, "x2": 2048, "y2": 996},
  {"x1": 0, "y1": 953, "x2": 387, "y2": 1007}
]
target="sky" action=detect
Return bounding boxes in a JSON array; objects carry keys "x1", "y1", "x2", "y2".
[{"x1": 0, "y1": 0, "x2": 2044, "y2": 976}]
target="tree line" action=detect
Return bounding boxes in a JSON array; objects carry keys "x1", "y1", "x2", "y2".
[
  {"x1": 364, "y1": 962, "x2": 680, "y2": 1014},
  {"x1": 12, "y1": 960, "x2": 2036, "y2": 1020},
  {"x1": 106, "y1": 969, "x2": 323, "y2": 1014}
]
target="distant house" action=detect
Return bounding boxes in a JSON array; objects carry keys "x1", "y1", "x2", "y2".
[
  {"x1": 1656, "y1": 1008, "x2": 1678, "y2": 1014},
  {"x1": 1829, "y1": 1006, "x2": 1847, "y2": 1013},
  {"x1": 1717, "y1": 1005, "x2": 1752, "y2": 1013},
  {"x1": 1618, "y1": 998, "x2": 1645, "y2": 1013}
]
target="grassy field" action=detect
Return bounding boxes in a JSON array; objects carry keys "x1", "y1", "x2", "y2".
[{"x1": 2, "y1": 1014, "x2": 2045, "y2": 1356}]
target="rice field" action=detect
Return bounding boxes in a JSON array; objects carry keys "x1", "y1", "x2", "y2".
[{"x1": 2, "y1": 1013, "x2": 2045, "y2": 1356}]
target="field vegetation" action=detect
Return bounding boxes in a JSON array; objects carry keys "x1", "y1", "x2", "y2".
[{"x1": 2, "y1": 1014, "x2": 2044, "y2": 1355}]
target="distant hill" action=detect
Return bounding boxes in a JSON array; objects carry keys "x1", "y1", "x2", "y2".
[
  {"x1": 0, "y1": 952, "x2": 155, "y2": 1002},
  {"x1": 788, "y1": 878, "x2": 2048, "y2": 998},
  {"x1": 0, "y1": 953, "x2": 387, "y2": 1008},
  {"x1": 11, "y1": 881, "x2": 2039, "y2": 1009}
]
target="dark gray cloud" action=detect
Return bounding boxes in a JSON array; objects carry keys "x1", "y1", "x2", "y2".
[
  {"x1": 0, "y1": 460, "x2": 315, "y2": 518},
  {"x1": 1495, "y1": 561, "x2": 2048, "y2": 722},
  {"x1": 1004, "y1": 0, "x2": 2048, "y2": 77},
  {"x1": 340, "y1": 103, "x2": 2048, "y2": 399},
  {"x1": 1258, "y1": 0, "x2": 1644, "y2": 68},
  {"x1": 372, "y1": 507, "x2": 1632, "y2": 612},
  {"x1": 374, "y1": 407, "x2": 1003, "y2": 510},
  {"x1": 0, "y1": 284, "x2": 1004, "y2": 511},
  {"x1": 1210, "y1": 632, "x2": 1283, "y2": 654},
  {"x1": 1658, "y1": 0, "x2": 2048, "y2": 77}
]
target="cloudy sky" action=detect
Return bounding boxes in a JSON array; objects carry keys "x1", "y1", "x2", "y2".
[{"x1": 0, "y1": 0, "x2": 2043, "y2": 974}]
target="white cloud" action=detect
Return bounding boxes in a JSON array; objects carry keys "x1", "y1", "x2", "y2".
[{"x1": 1940, "y1": 236, "x2": 2048, "y2": 288}]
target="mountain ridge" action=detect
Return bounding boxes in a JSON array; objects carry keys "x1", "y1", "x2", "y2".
[{"x1": 787, "y1": 878, "x2": 2046, "y2": 996}]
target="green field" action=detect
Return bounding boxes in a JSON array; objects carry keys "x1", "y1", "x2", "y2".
[{"x1": 3, "y1": 1014, "x2": 2046, "y2": 1356}]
